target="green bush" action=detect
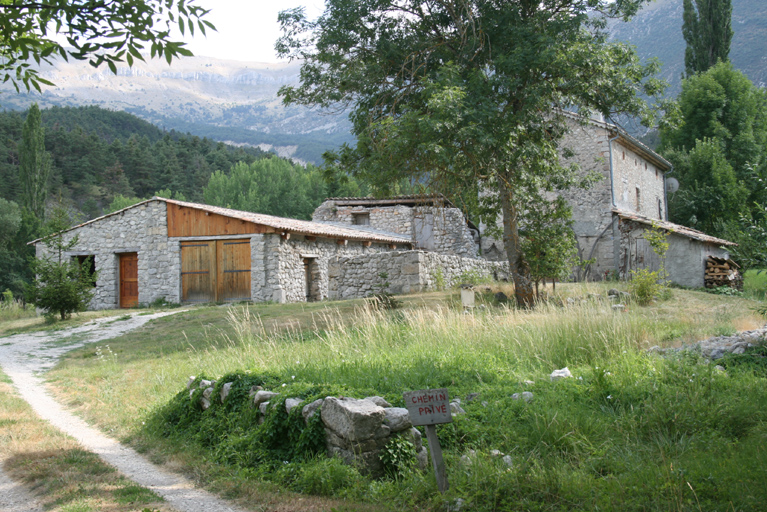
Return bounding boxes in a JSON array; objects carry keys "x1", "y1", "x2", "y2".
[{"x1": 628, "y1": 268, "x2": 664, "y2": 306}]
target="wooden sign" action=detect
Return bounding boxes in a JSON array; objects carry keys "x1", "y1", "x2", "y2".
[
  {"x1": 404, "y1": 388, "x2": 452, "y2": 493},
  {"x1": 403, "y1": 388, "x2": 453, "y2": 426}
]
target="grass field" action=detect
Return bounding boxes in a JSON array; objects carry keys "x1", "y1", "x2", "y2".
[
  {"x1": 745, "y1": 269, "x2": 767, "y2": 299},
  {"x1": 26, "y1": 283, "x2": 767, "y2": 511}
]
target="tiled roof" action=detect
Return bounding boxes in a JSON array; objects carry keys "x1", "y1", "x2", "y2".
[
  {"x1": 613, "y1": 209, "x2": 736, "y2": 246},
  {"x1": 324, "y1": 194, "x2": 456, "y2": 208},
  {"x1": 30, "y1": 198, "x2": 413, "y2": 245},
  {"x1": 164, "y1": 198, "x2": 412, "y2": 244}
]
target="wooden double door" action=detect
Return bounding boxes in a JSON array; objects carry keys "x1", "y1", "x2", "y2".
[{"x1": 181, "y1": 239, "x2": 251, "y2": 303}]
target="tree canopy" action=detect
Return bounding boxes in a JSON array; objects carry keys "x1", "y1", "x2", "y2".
[
  {"x1": 660, "y1": 61, "x2": 767, "y2": 231},
  {"x1": 278, "y1": 0, "x2": 663, "y2": 306},
  {"x1": 682, "y1": 0, "x2": 733, "y2": 77},
  {"x1": 0, "y1": 0, "x2": 213, "y2": 91}
]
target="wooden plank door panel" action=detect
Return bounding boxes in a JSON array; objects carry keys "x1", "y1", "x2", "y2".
[
  {"x1": 217, "y1": 239, "x2": 251, "y2": 302},
  {"x1": 181, "y1": 241, "x2": 216, "y2": 303},
  {"x1": 119, "y1": 253, "x2": 139, "y2": 308}
]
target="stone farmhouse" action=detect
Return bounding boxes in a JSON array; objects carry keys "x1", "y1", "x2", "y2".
[
  {"x1": 480, "y1": 113, "x2": 735, "y2": 288},
  {"x1": 31, "y1": 197, "x2": 502, "y2": 309},
  {"x1": 31, "y1": 115, "x2": 734, "y2": 309}
]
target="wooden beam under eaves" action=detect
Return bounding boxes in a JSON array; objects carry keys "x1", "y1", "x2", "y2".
[
  {"x1": 362, "y1": 241, "x2": 372, "y2": 247},
  {"x1": 281, "y1": 232, "x2": 291, "y2": 240},
  {"x1": 306, "y1": 235, "x2": 317, "y2": 242},
  {"x1": 337, "y1": 239, "x2": 348, "y2": 246}
]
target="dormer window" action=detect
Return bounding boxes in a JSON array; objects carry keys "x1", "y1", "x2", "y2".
[{"x1": 352, "y1": 212, "x2": 370, "y2": 226}]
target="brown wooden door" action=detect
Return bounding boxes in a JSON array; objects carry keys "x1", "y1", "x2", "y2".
[
  {"x1": 217, "y1": 240, "x2": 251, "y2": 302},
  {"x1": 181, "y1": 239, "x2": 251, "y2": 303},
  {"x1": 181, "y1": 241, "x2": 216, "y2": 303},
  {"x1": 119, "y1": 253, "x2": 139, "y2": 308}
]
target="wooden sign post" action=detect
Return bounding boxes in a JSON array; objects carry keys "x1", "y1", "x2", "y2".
[{"x1": 403, "y1": 388, "x2": 452, "y2": 493}]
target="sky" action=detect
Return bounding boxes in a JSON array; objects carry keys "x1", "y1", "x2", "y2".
[{"x1": 178, "y1": 0, "x2": 325, "y2": 63}]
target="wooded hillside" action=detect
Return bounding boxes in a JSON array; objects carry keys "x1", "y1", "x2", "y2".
[{"x1": 0, "y1": 106, "x2": 270, "y2": 219}]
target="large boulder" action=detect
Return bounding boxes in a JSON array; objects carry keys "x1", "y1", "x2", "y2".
[{"x1": 321, "y1": 397, "x2": 385, "y2": 442}]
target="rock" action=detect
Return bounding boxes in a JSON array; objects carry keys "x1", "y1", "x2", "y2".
[
  {"x1": 253, "y1": 390, "x2": 279, "y2": 408},
  {"x1": 495, "y1": 291, "x2": 508, "y2": 303},
  {"x1": 714, "y1": 365, "x2": 726, "y2": 373},
  {"x1": 199, "y1": 379, "x2": 214, "y2": 389},
  {"x1": 259, "y1": 401, "x2": 270, "y2": 415},
  {"x1": 566, "y1": 297, "x2": 576, "y2": 305},
  {"x1": 321, "y1": 397, "x2": 386, "y2": 442},
  {"x1": 201, "y1": 387, "x2": 214, "y2": 410},
  {"x1": 647, "y1": 345, "x2": 662, "y2": 353},
  {"x1": 611, "y1": 304, "x2": 625, "y2": 311},
  {"x1": 186, "y1": 376, "x2": 196, "y2": 390},
  {"x1": 383, "y1": 407, "x2": 412, "y2": 432},
  {"x1": 619, "y1": 291, "x2": 631, "y2": 300},
  {"x1": 302, "y1": 398, "x2": 324, "y2": 422},
  {"x1": 490, "y1": 449, "x2": 503, "y2": 457},
  {"x1": 450, "y1": 401, "x2": 466, "y2": 415},
  {"x1": 448, "y1": 498, "x2": 466, "y2": 512},
  {"x1": 460, "y1": 449, "x2": 477, "y2": 465},
  {"x1": 248, "y1": 385, "x2": 264, "y2": 398},
  {"x1": 465, "y1": 392, "x2": 481, "y2": 402},
  {"x1": 219, "y1": 382, "x2": 233, "y2": 403},
  {"x1": 550, "y1": 367, "x2": 573, "y2": 381},
  {"x1": 502, "y1": 455, "x2": 513, "y2": 467},
  {"x1": 512, "y1": 391, "x2": 534, "y2": 402},
  {"x1": 405, "y1": 427, "x2": 423, "y2": 451},
  {"x1": 607, "y1": 288, "x2": 619, "y2": 297},
  {"x1": 365, "y1": 396, "x2": 392, "y2": 408},
  {"x1": 285, "y1": 398, "x2": 303, "y2": 414},
  {"x1": 523, "y1": 380, "x2": 534, "y2": 386}
]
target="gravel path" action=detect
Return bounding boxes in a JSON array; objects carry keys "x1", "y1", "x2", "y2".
[{"x1": 0, "y1": 312, "x2": 251, "y2": 512}]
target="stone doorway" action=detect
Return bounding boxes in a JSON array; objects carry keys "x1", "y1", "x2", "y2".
[{"x1": 303, "y1": 257, "x2": 320, "y2": 302}]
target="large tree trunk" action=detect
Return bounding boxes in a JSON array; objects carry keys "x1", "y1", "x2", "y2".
[{"x1": 498, "y1": 175, "x2": 535, "y2": 308}]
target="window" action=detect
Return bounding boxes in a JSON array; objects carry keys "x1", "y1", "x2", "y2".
[
  {"x1": 74, "y1": 255, "x2": 97, "y2": 286},
  {"x1": 635, "y1": 187, "x2": 641, "y2": 211},
  {"x1": 352, "y1": 212, "x2": 370, "y2": 226},
  {"x1": 658, "y1": 199, "x2": 663, "y2": 219}
]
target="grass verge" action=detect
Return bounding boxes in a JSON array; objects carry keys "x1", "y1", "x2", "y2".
[
  {"x1": 46, "y1": 284, "x2": 767, "y2": 511},
  {"x1": 0, "y1": 368, "x2": 170, "y2": 512}
]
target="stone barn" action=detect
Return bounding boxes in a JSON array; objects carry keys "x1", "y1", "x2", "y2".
[{"x1": 31, "y1": 198, "x2": 411, "y2": 309}]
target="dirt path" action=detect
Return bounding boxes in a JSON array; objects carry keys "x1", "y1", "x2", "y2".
[{"x1": 0, "y1": 312, "x2": 251, "y2": 512}]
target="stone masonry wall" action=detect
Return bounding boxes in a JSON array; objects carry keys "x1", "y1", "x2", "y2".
[
  {"x1": 612, "y1": 141, "x2": 666, "y2": 220},
  {"x1": 275, "y1": 235, "x2": 394, "y2": 303},
  {"x1": 313, "y1": 202, "x2": 478, "y2": 258},
  {"x1": 35, "y1": 200, "x2": 180, "y2": 309},
  {"x1": 328, "y1": 250, "x2": 509, "y2": 300}
]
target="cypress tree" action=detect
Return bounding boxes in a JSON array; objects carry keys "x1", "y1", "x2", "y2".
[
  {"x1": 19, "y1": 104, "x2": 51, "y2": 220},
  {"x1": 683, "y1": 0, "x2": 734, "y2": 77}
]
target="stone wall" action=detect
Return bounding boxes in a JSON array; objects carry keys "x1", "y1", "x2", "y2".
[
  {"x1": 35, "y1": 200, "x2": 180, "y2": 309},
  {"x1": 612, "y1": 140, "x2": 666, "y2": 220},
  {"x1": 328, "y1": 250, "x2": 509, "y2": 300},
  {"x1": 274, "y1": 235, "x2": 393, "y2": 303},
  {"x1": 313, "y1": 202, "x2": 479, "y2": 258}
]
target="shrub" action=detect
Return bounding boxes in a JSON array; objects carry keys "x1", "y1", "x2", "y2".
[{"x1": 629, "y1": 268, "x2": 663, "y2": 306}]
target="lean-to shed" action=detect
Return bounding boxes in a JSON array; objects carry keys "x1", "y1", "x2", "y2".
[{"x1": 30, "y1": 198, "x2": 411, "y2": 309}]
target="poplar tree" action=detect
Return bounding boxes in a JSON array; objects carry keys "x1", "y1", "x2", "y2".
[
  {"x1": 19, "y1": 104, "x2": 51, "y2": 220},
  {"x1": 683, "y1": 0, "x2": 733, "y2": 76}
]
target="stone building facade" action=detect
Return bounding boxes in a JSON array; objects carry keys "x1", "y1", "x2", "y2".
[
  {"x1": 313, "y1": 196, "x2": 480, "y2": 258},
  {"x1": 480, "y1": 113, "x2": 734, "y2": 287}
]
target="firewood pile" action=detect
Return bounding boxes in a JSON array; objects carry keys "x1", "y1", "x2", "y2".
[{"x1": 705, "y1": 256, "x2": 743, "y2": 291}]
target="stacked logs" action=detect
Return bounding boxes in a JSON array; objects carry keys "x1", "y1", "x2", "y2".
[{"x1": 705, "y1": 256, "x2": 743, "y2": 291}]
